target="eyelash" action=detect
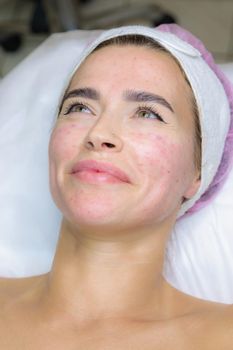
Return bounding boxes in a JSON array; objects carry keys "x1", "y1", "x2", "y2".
[
  {"x1": 63, "y1": 101, "x2": 91, "y2": 115},
  {"x1": 62, "y1": 101, "x2": 165, "y2": 123},
  {"x1": 135, "y1": 105, "x2": 165, "y2": 122}
]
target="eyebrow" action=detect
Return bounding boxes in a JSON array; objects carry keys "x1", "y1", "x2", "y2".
[
  {"x1": 61, "y1": 87, "x2": 100, "y2": 105},
  {"x1": 123, "y1": 89, "x2": 174, "y2": 113},
  {"x1": 61, "y1": 87, "x2": 174, "y2": 113}
]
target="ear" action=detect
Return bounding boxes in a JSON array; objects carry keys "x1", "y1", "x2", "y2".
[{"x1": 183, "y1": 172, "x2": 201, "y2": 200}]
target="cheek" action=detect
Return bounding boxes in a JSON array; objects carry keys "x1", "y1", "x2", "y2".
[
  {"x1": 49, "y1": 123, "x2": 84, "y2": 162},
  {"x1": 48, "y1": 123, "x2": 86, "y2": 201},
  {"x1": 130, "y1": 130, "x2": 195, "y2": 201},
  {"x1": 129, "y1": 131, "x2": 195, "y2": 221},
  {"x1": 133, "y1": 132, "x2": 185, "y2": 178}
]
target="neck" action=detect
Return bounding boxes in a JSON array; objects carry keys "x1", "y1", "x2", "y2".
[{"x1": 43, "y1": 218, "x2": 175, "y2": 324}]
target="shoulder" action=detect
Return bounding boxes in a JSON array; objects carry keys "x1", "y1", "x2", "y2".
[
  {"x1": 204, "y1": 304, "x2": 233, "y2": 349},
  {"x1": 218, "y1": 304, "x2": 233, "y2": 336},
  {"x1": 186, "y1": 304, "x2": 233, "y2": 349},
  {"x1": 169, "y1": 285, "x2": 233, "y2": 348},
  {"x1": 0, "y1": 274, "x2": 47, "y2": 312},
  {"x1": 0, "y1": 275, "x2": 42, "y2": 296},
  {"x1": 0, "y1": 274, "x2": 48, "y2": 341}
]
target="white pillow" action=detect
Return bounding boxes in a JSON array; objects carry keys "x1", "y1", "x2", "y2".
[{"x1": 0, "y1": 30, "x2": 233, "y2": 304}]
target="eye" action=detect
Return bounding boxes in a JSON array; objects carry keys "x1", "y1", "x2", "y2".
[
  {"x1": 136, "y1": 106, "x2": 165, "y2": 123},
  {"x1": 63, "y1": 102, "x2": 92, "y2": 115}
]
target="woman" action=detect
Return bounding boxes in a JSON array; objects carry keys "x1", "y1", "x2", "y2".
[{"x1": 0, "y1": 24, "x2": 233, "y2": 349}]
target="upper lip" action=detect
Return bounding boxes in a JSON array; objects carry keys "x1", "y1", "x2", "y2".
[{"x1": 71, "y1": 159, "x2": 131, "y2": 183}]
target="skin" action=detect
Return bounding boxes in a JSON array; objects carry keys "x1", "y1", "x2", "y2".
[{"x1": 0, "y1": 45, "x2": 233, "y2": 349}]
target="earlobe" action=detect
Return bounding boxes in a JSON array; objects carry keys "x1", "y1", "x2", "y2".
[{"x1": 183, "y1": 174, "x2": 201, "y2": 200}]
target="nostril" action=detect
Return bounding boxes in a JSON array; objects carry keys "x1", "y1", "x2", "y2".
[
  {"x1": 85, "y1": 140, "x2": 117, "y2": 150},
  {"x1": 103, "y1": 142, "x2": 115, "y2": 148},
  {"x1": 87, "y1": 141, "x2": 94, "y2": 148}
]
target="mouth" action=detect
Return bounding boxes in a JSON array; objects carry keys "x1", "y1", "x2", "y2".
[{"x1": 71, "y1": 159, "x2": 131, "y2": 184}]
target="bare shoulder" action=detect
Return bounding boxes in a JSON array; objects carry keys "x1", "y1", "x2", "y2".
[
  {"x1": 204, "y1": 303, "x2": 233, "y2": 349},
  {"x1": 0, "y1": 274, "x2": 47, "y2": 314},
  {"x1": 0, "y1": 275, "x2": 44, "y2": 296},
  {"x1": 166, "y1": 285, "x2": 233, "y2": 349},
  {"x1": 218, "y1": 304, "x2": 233, "y2": 333},
  {"x1": 182, "y1": 302, "x2": 233, "y2": 349}
]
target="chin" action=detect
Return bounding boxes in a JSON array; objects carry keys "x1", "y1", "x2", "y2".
[{"x1": 60, "y1": 197, "x2": 123, "y2": 229}]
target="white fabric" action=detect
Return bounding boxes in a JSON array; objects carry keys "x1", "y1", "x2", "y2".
[
  {"x1": 0, "y1": 30, "x2": 102, "y2": 276},
  {"x1": 0, "y1": 28, "x2": 233, "y2": 304}
]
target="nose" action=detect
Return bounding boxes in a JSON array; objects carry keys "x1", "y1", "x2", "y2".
[{"x1": 83, "y1": 115, "x2": 123, "y2": 152}]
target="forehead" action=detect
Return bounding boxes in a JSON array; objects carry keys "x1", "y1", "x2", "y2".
[
  {"x1": 69, "y1": 45, "x2": 192, "y2": 105},
  {"x1": 67, "y1": 45, "x2": 194, "y2": 126}
]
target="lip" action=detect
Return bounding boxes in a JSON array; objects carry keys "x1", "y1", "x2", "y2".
[{"x1": 71, "y1": 160, "x2": 131, "y2": 184}]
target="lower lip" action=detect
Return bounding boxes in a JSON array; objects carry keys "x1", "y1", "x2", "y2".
[{"x1": 72, "y1": 169, "x2": 126, "y2": 184}]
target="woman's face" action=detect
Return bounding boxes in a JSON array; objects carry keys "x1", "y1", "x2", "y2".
[{"x1": 49, "y1": 45, "x2": 200, "y2": 232}]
